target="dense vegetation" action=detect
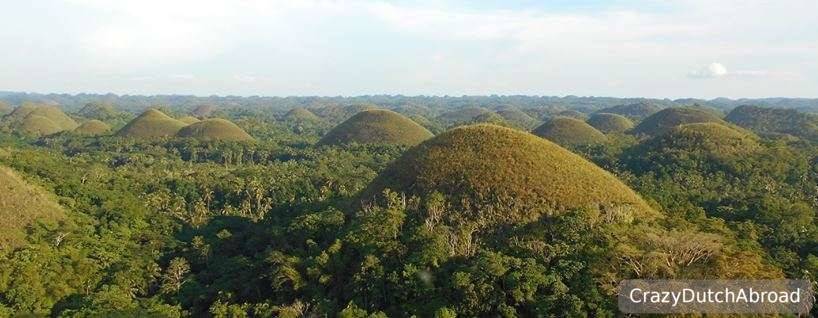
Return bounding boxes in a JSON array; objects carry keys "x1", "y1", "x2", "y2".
[
  {"x1": 726, "y1": 105, "x2": 818, "y2": 140},
  {"x1": 2, "y1": 94, "x2": 818, "y2": 316}
]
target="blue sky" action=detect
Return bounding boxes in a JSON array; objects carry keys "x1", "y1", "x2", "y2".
[{"x1": 1, "y1": 0, "x2": 816, "y2": 98}]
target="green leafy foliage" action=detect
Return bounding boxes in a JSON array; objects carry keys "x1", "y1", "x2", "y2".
[
  {"x1": 726, "y1": 105, "x2": 818, "y2": 140},
  {"x1": 1, "y1": 99, "x2": 817, "y2": 316}
]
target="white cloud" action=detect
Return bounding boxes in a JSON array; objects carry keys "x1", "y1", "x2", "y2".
[
  {"x1": 0, "y1": 0, "x2": 814, "y2": 97},
  {"x1": 688, "y1": 62, "x2": 729, "y2": 78}
]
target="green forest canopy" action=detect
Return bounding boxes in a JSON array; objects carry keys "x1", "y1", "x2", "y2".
[{"x1": 0, "y1": 95, "x2": 817, "y2": 316}]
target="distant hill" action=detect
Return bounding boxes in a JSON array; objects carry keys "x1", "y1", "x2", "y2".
[
  {"x1": 17, "y1": 115, "x2": 65, "y2": 136},
  {"x1": 725, "y1": 105, "x2": 818, "y2": 140},
  {"x1": 436, "y1": 107, "x2": 492, "y2": 125},
  {"x1": 363, "y1": 124, "x2": 657, "y2": 225},
  {"x1": 586, "y1": 113, "x2": 634, "y2": 134},
  {"x1": 393, "y1": 104, "x2": 434, "y2": 118},
  {"x1": 466, "y1": 112, "x2": 514, "y2": 128},
  {"x1": 283, "y1": 107, "x2": 322, "y2": 123},
  {"x1": 596, "y1": 102, "x2": 661, "y2": 120},
  {"x1": 116, "y1": 109, "x2": 187, "y2": 138},
  {"x1": 73, "y1": 120, "x2": 112, "y2": 136},
  {"x1": 0, "y1": 165, "x2": 65, "y2": 249},
  {"x1": 0, "y1": 101, "x2": 11, "y2": 115},
  {"x1": 176, "y1": 118, "x2": 254, "y2": 141},
  {"x1": 311, "y1": 104, "x2": 379, "y2": 124},
  {"x1": 178, "y1": 116, "x2": 201, "y2": 125},
  {"x1": 631, "y1": 107, "x2": 725, "y2": 136},
  {"x1": 555, "y1": 109, "x2": 587, "y2": 120},
  {"x1": 319, "y1": 109, "x2": 433, "y2": 146},
  {"x1": 407, "y1": 114, "x2": 444, "y2": 134},
  {"x1": 2, "y1": 103, "x2": 40, "y2": 122},
  {"x1": 2, "y1": 104, "x2": 78, "y2": 136},
  {"x1": 496, "y1": 108, "x2": 539, "y2": 129},
  {"x1": 77, "y1": 102, "x2": 118, "y2": 120},
  {"x1": 646, "y1": 122, "x2": 760, "y2": 158},
  {"x1": 191, "y1": 104, "x2": 215, "y2": 117},
  {"x1": 532, "y1": 117, "x2": 607, "y2": 147}
]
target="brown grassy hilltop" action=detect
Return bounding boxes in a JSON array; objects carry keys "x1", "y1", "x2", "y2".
[
  {"x1": 2, "y1": 104, "x2": 79, "y2": 136},
  {"x1": 176, "y1": 118, "x2": 254, "y2": 141},
  {"x1": 0, "y1": 166, "x2": 65, "y2": 249},
  {"x1": 586, "y1": 113, "x2": 634, "y2": 134},
  {"x1": 532, "y1": 116, "x2": 607, "y2": 146},
  {"x1": 116, "y1": 108, "x2": 187, "y2": 138},
  {"x1": 73, "y1": 120, "x2": 112, "y2": 136},
  {"x1": 17, "y1": 115, "x2": 65, "y2": 136},
  {"x1": 496, "y1": 108, "x2": 539, "y2": 129},
  {"x1": 318, "y1": 109, "x2": 433, "y2": 146},
  {"x1": 191, "y1": 104, "x2": 215, "y2": 117},
  {"x1": 284, "y1": 107, "x2": 322, "y2": 122},
  {"x1": 631, "y1": 106, "x2": 725, "y2": 136},
  {"x1": 646, "y1": 122, "x2": 760, "y2": 157},
  {"x1": 178, "y1": 116, "x2": 201, "y2": 125},
  {"x1": 555, "y1": 109, "x2": 587, "y2": 119},
  {"x1": 364, "y1": 124, "x2": 657, "y2": 225},
  {"x1": 725, "y1": 105, "x2": 818, "y2": 140},
  {"x1": 596, "y1": 101, "x2": 661, "y2": 120},
  {"x1": 436, "y1": 107, "x2": 492, "y2": 124},
  {"x1": 0, "y1": 101, "x2": 11, "y2": 115}
]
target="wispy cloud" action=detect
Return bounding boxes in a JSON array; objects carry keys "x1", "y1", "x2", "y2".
[
  {"x1": 0, "y1": 0, "x2": 814, "y2": 97},
  {"x1": 688, "y1": 63, "x2": 728, "y2": 78}
]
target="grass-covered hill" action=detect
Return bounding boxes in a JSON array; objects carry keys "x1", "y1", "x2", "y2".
[
  {"x1": 631, "y1": 106, "x2": 726, "y2": 136},
  {"x1": 532, "y1": 116, "x2": 607, "y2": 146},
  {"x1": 77, "y1": 102, "x2": 118, "y2": 120},
  {"x1": 555, "y1": 109, "x2": 587, "y2": 119},
  {"x1": 191, "y1": 104, "x2": 215, "y2": 117},
  {"x1": 2, "y1": 104, "x2": 79, "y2": 136},
  {"x1": 393, "y1": 104, "x2": 434, "y2": 118},
  {"x1": 311, "y1": 104, "x2": 379, "y2": 124},
  {"x1": 586, "y1": 113, "x2": 634, "y2": 134},
  {"x1": 17, "y1": 115, "x2": 65, "y2": 136},
  {"x1": 283, "y1": 107, "x2": 322, "y2": 123},
  {"x1": 318, "y1": 109, "x2": 433, "y2": 146},
  {"x1": 496, "y1": 108, "x2": 539, "y2": 129},
  {"x1": 407, "y1": 114, "x2": 444, "y2": 134},
  {"x1": 115, "y1": 109, "x2": 187, "y2": 138},
  {"x1": 0, "y1": 101, "x2": 11, "y2": 115},
  {"x1": 2, "y1": 103, "x2": 40, "y2": 123},
  {"x1": 73, "y1": 120, "x2": 112, "y2": 136},
  {"x1": 436, "y1": 106, "x2": 492, "y2": 124},
  {"x1": 596, "y1": 101, "x2": 660, "y2": 120},
  {"x1": 364, "y1": 124, "x2": 657, "y2": 225},
  {"x1": 0, "y1": 165, "x2": 65, "y2": 249},
  {"x1": 176, "y1": 118, "x2": 254, "y2": 141},
  {"x1": 643, "y1": 122, "x2": 760, "y2": 158},
  {"x1": 25, "y1": 106, "x2": 79, "y2": 131},
  {"x1": 467, "y1": 112, "x2": 513, "y2": 128},
  {"x1": 178, "y1": 116, "x2": 201, "y2": 125},
  {"x1": 725, "y1": 105, "x2": 818, "y2": 140}
]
